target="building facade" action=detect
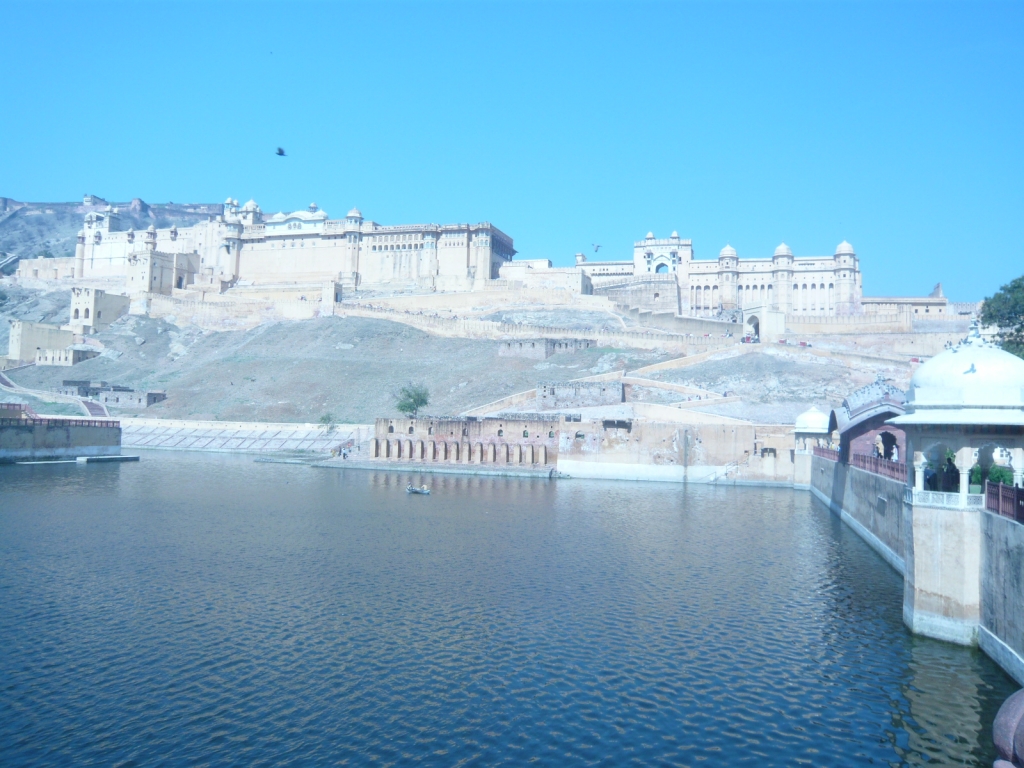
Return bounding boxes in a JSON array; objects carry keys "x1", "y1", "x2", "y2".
[
  {"x1": 578, "y1": 233, "x2": 866, "y2": 317},
  {"x1": 18, "y1": 199, "x2": 516, "y2": 293}
]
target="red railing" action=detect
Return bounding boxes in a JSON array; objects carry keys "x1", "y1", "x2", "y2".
[
  {"x1": 813, "y1": 446, "x2": 840, "y2": 461},
  {"x1": 850, "y1": 453, "x2": 908, "y2": 482},
  {"x1": 0, "y1": 418, "x2": 118, "y2": 428},
  {"x1": 986, "y1": 481, "x2": 1024, "y2": 523}
]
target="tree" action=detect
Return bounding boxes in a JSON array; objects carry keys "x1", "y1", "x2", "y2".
[
  {"x1": 981, "y1": 275, "x2": 1024, "y2": 358},
  {"x1": 395, "y1": 383, "x2": 429, "y2": 418},
  {"x1": 318, "y1": 413, "x2": 337, "y2": 434}
]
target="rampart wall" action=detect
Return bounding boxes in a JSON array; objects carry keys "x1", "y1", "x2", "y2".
[
  {"x1": 139, "y1": 292, "x2": 737, "y2": 353},
  {"x1": 785, "y1": 311, "x2": 913, "y2": 335}
]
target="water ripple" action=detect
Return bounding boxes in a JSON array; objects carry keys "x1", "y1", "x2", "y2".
[{"x1": 0, "y1": 453, "x2": 1016, "y2": 766}]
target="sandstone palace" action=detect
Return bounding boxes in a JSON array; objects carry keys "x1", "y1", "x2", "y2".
[{"x1": 14, "y1": 195, "x2": 964, "y2": 325}]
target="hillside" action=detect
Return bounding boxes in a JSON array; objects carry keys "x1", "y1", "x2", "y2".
[
  {"x1": 1, "y1": 286, "x2": 668, "y2": 423},
  {"x1": 0, "y1": 197, "x2": 222, "y2": 271}
]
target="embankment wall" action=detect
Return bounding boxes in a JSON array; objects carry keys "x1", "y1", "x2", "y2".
[
  {"x1": 0, "y1": 419, "x2": 121, "y2": 460},
  {"x1": 980, "y1": 512, "x2": 1024, "y2": 684},
  {"x1": 812, "y1": 453, "x2": 1024, "y2": 686},
  {"x1": 810, "y1": 455, "x2": 906, "y2": 572}
]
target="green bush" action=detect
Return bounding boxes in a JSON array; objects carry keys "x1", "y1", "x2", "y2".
[{"x1": 970, "y1": 464, "x2": 1015, "y2": 486}]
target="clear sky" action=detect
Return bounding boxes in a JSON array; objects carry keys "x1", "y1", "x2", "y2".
[{"x1": 1, "y1": 1, "x2": 1021, "y2": 300}]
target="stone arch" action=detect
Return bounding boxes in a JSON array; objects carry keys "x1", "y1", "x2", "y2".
[
  {"x1": 655, "y1": 263, "x2": 668, "y2": 273},
  {"x1": 475, "y1": 442, "x2": 484, "y2": 463},
  {"x1": 969, "y1": 441, "x2": 1020, "y2": 490},
  {"x1": 539, "y1": 445, "x2": 547, "y2": 464},
  {"x1": 405, "y1": 439, "x2": 413, "y2": 459},
  {"x1": 488, "y1": 444, "x2": 496, "y2": 463},
  {"x1": 746, "y1": 314, "x2": 760, "y2": 339},
  {"x1": 73, "y1": 308, "x2": 80, "y2": 319}
]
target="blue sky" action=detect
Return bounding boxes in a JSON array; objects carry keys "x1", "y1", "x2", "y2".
[{"x1": 1, "y1": 1, "x2": 1021, "y2": 300}]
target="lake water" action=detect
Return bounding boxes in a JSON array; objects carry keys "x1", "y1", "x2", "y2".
[{"x1": 0, "y1": 452, "x2": 1016, "y2": 766}]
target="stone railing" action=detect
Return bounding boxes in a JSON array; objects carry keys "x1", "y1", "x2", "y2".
[
  {"x1": 850, "y1": 453, "x2": 907, "y2": 482},
  {"x1": 910, "y1": 489, "x2": 985, "y2": 510}
]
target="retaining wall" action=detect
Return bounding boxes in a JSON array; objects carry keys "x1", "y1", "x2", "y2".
[
  {"x1": 812, "y1": 453, "x2": 1024, "y2": 686},
  {"x1": 0, "y1": 419, "x2": 121, "y2": 461},
  {"x1": 981, "y1": 512, "x2": 1024, "y2": 684}
]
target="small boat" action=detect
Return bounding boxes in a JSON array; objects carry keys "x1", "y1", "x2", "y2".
[{"x1": 406, "y1": 484, "x2": 430, "y2": 495}]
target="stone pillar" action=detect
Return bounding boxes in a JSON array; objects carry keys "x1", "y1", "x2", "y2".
[
  {"x1": 914, "y1": 452, "x2": 926, "y2": 491},
  {"x1": 956, "y1": 447, "x2": 973, "y2": 506},
  {"x1": 1011, "y1": 447, "x2": 1024, "y2": 487},
  {"x1": 74, "y1": 232, "x2": 85, "y2": 279}
]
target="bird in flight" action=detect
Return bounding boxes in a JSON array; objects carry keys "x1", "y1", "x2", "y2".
[
  {"x1": 276, "y1": 147, "x2": 286, "y2": 157},
  {"x1": 592, "y1": 243, "x2": 602, "y2": 253}
]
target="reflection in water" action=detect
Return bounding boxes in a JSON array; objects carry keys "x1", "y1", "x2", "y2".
[{"x1": 0, "y1": 451, "x2": 1016, "y2": 766}]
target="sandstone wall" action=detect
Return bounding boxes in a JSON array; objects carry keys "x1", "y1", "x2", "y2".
[
  {"x1": 810, "y1": 454, "x2": 907, "y2": 572},
  {"x1": 981, "y1": 511, "x2": 1024, "y2": 684}
]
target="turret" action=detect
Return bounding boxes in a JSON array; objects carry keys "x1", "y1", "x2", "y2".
[
  {"x1": 832, "y1": 241, "x2": 859, "y2": 314},
  {"x1": 772, "y1": 243, "x2": 794, "y2": 312},
  {"x1": 718, "y1": 245, "x2": 739, "y2": 309},
  {"x1": 74, "y1": 229, "x2": 85, "y2": 279}
]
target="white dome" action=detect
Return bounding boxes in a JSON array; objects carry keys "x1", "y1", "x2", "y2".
[
  {"x1": 719, "y1": 244, "x2": 737, "y2": 259},
  {"x1": 774, "y1": 243, "x2": 792, "y2": 257},
  {"x1": 795, "y1": 406, "x2": 830, "y2": 434},
  {"x1": 671, "y1": 231, "x2": 679, "y2": 238},
  {"x1": 347, "y1": 207, "x2": 363, "y2": 218},
  {"x1": 835, "y1": 240, "x2": 855, "y2": 256},
  {"x1": 242, "y1": 199, "x2": 260, "y2": 211},
  {"x1": 646, "y1": 231, "x2": 655, "y2": 240},
  {"x1": 892, "y1": 330, "x2": 1024, "y2": 426}
]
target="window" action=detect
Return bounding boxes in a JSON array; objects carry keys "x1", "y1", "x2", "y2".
[
  {"x1": 388, "y1": 425, "x2": 394, "y2": 433},
  {"x1": 408, "y1": 426, "x2": 414, "y2": 434},
  {"x1": 523, "y1": 430, "x2": 529, "y2": 438},
  {"x1": 548, "y1": 431, "x2": 555, "y2": 438},
  {"x1": 84, "y1": 308, "x2": 90, "y2": 318},
  {"x1": 73, "y1": 308, "x2": 79, "y2": 319},
  {"x1": 498, "y1": 429, "x2": 503, "y2": 436}
]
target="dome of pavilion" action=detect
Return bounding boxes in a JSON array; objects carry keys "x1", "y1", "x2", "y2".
[
  {"x1": 719, "y1": 244, "x2": 737, "y2": 259},
  {"x1": 795, "y1": 406, "x2": 830, "y2": 434},
  {"x1": 891, "y1": 329, "x2": 1024, "y2": 426},
  {"x1": 774, "y1": 243, "x2": 792, "y2": 257},
  {"x1": 835, "y1": 240, "x2": 855, "y2": 256}
]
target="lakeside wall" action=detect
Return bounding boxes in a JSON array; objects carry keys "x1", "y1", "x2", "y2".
[
  {"x1": 811, "y1": 453, "x2": 1024, "y2": 686},
  {"x1": 0, "y1": 417, "x2": 121, "y2": 461}
]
